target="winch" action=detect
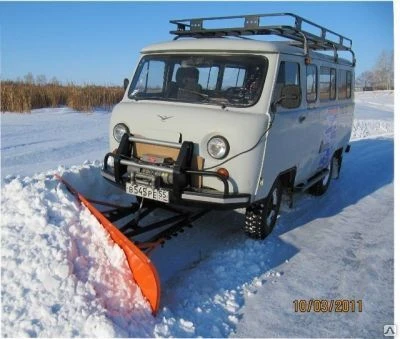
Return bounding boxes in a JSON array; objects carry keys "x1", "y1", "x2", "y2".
[{"x1": 128, "y1": 154, "x2": 175, "y2": 188}]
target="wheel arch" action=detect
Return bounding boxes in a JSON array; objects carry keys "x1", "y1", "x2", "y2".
[
  {"x1": 254, "y1": 166, "x2": 297, "y2": 206},
  {"x1": 277, "y1": 166, "x2": 297, "y2": 191}
]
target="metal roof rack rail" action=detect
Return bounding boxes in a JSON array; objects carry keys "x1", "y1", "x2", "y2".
[{"x1": 170, "y1": 13, "x2": 356, "y2": 66}]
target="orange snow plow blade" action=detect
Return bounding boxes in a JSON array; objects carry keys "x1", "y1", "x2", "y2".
[{"x1": 56, "y1": 175, "x2": 160, "y2": 315}]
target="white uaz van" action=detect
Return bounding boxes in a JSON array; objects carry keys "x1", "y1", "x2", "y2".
[{"x1": 101, "y1": 13, "x2": 355, "y2": 239}]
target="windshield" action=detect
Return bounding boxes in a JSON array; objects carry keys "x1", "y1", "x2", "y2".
[{"x1": 128, "y1": 54, "x2": 268, "y2": 107}]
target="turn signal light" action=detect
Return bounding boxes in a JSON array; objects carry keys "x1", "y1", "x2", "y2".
[{"x1": 217, "y1": 168, "x2": 229, "y2": 179}]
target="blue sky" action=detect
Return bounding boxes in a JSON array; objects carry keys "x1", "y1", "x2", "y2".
[{"x1": 0, "y1": 1, "x2": 394, "y2": 85}]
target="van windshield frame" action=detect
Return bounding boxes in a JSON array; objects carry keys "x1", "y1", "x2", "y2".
[{"x1": 127, "y1": 54, "x2": 268, "y2": 107}]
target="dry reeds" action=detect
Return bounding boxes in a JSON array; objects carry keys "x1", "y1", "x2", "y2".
[{"x1": 1, "y1": 81, "x2": 124, "y2": 113}]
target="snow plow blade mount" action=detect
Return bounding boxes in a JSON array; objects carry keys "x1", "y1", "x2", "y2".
[{"x1": 55, "y1": 175, "x2": 160, "y2": 315}]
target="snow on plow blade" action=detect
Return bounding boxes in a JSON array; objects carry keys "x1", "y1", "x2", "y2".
[{"x1": 55, "y1": 175, "x2": 161, "y2": 315}]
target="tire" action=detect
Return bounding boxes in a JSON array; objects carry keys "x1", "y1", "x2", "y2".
[
  {"x1": 244, "y1": 180, "x2": 282, "y2": 240},
  {"x1": 308, "y1": 157, "x2": 333, "y2": 196}
]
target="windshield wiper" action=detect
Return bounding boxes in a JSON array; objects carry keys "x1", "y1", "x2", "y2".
[
  {"x1": 129, "y1": 94, "x2": 168, "y2": 102},
  {"x1": 178, "y1": 88, "x2": 210, "y2": 102}
]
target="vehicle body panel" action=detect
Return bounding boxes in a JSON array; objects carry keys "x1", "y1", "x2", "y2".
[{"x1": 110, "y1": 101, "x2": 268, "y2": 198}]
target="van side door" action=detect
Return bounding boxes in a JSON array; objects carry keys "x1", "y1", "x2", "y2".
[
  {"x1": 304, "y1": 63, "x2": 324, "y2": 175},
  {"x1": 265, "y1": 58, "x2": 321, "y2": 186}
]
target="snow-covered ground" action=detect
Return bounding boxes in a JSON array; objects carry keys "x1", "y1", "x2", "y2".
[
  {"x1": 0, "y1": 108, "x2": 110, "y2": 180},
  {"x1": 0, "y1": 91, "x2": 394, "y2": 337},
  {"x1": 352, "y1": 90, "x2": 394, "y2": 139}
]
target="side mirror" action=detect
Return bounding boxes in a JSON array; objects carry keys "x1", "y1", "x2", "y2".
[
  {"x1": 271, "y1": 85, "x2": 301, "y2": 113},
  {"x1": 280, "y1": 85, "x2": 301, "y2": 109},
  {"x1": 123, "y1": 78, "x2": 129, "y2": 91}
]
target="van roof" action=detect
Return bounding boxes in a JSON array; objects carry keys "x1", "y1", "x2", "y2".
[
  {"x1": 141, "y1": 39, "x2": 354, "y2": 66},
  {"x1": 142, "y1": 39, "x2": 296, "y2": 54}
]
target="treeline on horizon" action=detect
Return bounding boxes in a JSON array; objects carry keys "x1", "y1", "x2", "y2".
[
  {"x1": 356, "y1": 50, "x2": 394, "y2": 91},
  {"x1": 1, "y1": 75, "x2": 125, "y2": 113}
]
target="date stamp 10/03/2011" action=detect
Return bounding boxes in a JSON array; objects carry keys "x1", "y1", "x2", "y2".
[{"x1": 293, "y1": 299, "x2": 363, "y2": 313}]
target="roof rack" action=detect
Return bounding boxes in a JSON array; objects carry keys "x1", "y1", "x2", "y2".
[{"x1": 170, "y1": 13, "x2": 356, "y2": 66}]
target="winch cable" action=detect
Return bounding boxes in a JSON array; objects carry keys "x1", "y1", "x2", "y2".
[{"x1": 203, "y1": 111, "x2": 275, "y2": 170}]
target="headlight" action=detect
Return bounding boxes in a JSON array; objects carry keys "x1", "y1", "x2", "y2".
[
  {"x1": 106, "y1": 156, "x2": 114, "y2": 169},
  {"x1": 113, "y1": 123, "x2": 129, "y2": 143},
  {"x1": 207, "y1": 136, "x2": 229, "y2": 159}
]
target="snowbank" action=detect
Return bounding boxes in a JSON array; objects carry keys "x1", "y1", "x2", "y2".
[{"x1": 1, "y1": 165, "x2": 153, "y2": 337}]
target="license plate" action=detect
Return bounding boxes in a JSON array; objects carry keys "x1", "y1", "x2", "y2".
[{"x1": 126, "y1": 183, "x2": 170, "y2": 203}]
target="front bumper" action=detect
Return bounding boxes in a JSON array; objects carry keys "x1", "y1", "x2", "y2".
[{"x1": 101, "y1": 134, "x2": 250, "y2": 209}]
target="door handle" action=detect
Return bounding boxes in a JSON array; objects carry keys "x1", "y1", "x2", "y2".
[{"x1": 298, "y1": 115, "x2": 306, "y2": 123}]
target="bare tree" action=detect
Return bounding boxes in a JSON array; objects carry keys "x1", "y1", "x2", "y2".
[
  {"x1": 373, "y1": 50, "x2": 394, "y2": 90},
  {"x1": 24, "y1": 72, "x2": 35, "y2": 84},
  {"x1": 36, "y1": 74, "x2": 47, "y2": 86},
  {"x1": 356, "y1": 50, "x2": 394, "y2": 90},
  {"x1": 356, "y1": 71, "x2": 375, "y2": 89}
]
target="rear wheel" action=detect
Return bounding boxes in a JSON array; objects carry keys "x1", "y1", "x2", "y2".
[
  {"x1": 308, "y1": 157, "x2": 333, "y2": 196},
  {"x1": 244, "y1": 180, "x2": 282, "y2": 240}
]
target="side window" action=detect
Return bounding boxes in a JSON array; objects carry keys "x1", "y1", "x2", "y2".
[
  {"x1": 306, "y1": 64, "x2": 317, "y2": 103},
  {"x1": 221, "y1": 67, "x2": 246, "y2": 89},
  {"x1": 320, "y1": 66, "x2": 336, "y2": 101},
  {"x1": 330, "y1": 68, "x2": 336, "y2": 100},
  {"x1": 338, "y1": 70, "x2": 352, "y2": 99},
  {"x1": 346, "y1": 71, "x2": 352, "y2": 98},
  {"x1": 277, "y1": 61, "x2": 300, "y2": 85},
  {"x1": 338, "y1": 70, "x2": 346, "y2": 99},
  {"x1": 274, "y1": 61, "x2": 301, "y2": 108}
]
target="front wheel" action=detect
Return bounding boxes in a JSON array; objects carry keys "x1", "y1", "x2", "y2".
[{"x1": 244, "y1": 180, "x2": 282, "y2": 240}]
